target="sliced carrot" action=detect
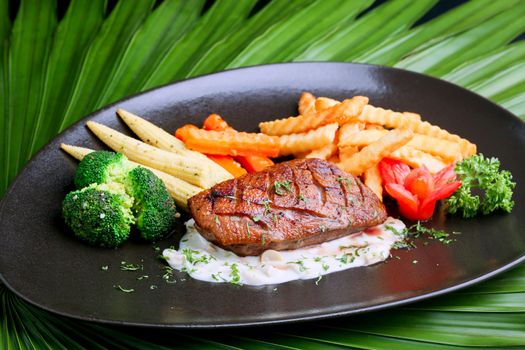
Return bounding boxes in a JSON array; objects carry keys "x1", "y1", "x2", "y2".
[
  {"x1": 207, "y1": 155, "x2": 247, "y2": 177},
  {"x1": 235, "y1": 155, "x2": 274, "y2": 173},
  {"x1": 202, "y1": 114, "x2": 275, "y2": 172},
  {"x1": 175, "y1": 123, "x2": 199, "y2": 141},
  {"x1": 203, "y1": 114, "x2": 232, "y2": 131},
  {"x1": 175, "y1": 125, "x2": 280, "y2": 158}
]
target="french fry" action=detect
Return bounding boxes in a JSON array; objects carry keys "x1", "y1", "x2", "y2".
[
  {"x1": 60, "y1": 144, "x2": 201, "y2": 210},
  {"x1": 298, "y1": 92, "x2": 316, "y2": 118},
  {"x1": 365, "y1": 123, "x2": 385, "y2": 130},
  {"x1": 117, "y1": 109, "x2": 233, "y2": 178},
  {"x1": 357, "y1": 105, "x2": 475, "y2": 157},
  {"x1": 319, "y1": 96, "x2": 369, "y2": 126},
  {"x1": 339, "y1": 129, "x2": 462, "y2": 161},
  {"x1": 338, "y1": 129, "x2": 387, "y2": 147},
  {"x1": 363, "y1": 165, "x2": 383, "y2": 201},
  {"x1": 259, "y1": 96, "x2": 368, "y2": 136},
  {"x1": 337, "y1": 121, "x2": 365, "y2": 145},
  {"x1": 315, "y1": 97, "x2": 339, "y2": 112},
  {"x1": 338, "y1": 144, "x2": 359, "y2": 160},
  {"x1": 338, "y1": 129, "x2": 413, "y2": 176},
  {"x1": 86, "y1": 121, "x2": 232, "y2": 189},
  {"x1": 279, "y1": 123, "x2": 338, "y2": 156},
  {"x1": 406, "y1": 120, "x2": 476, "y2": 157},
  {"x1": 408, "y1": 134, "x2": 462, "y2": 161},
  {"x1": 305, "y1": 142, "x2": 338, "y2": 160},
  {"x1": 390, "y1": 146, "x2": 447, "y2": 173},
  {"x1": 259, "y1": 114, "x2": 316, "y2": 136},
  {"x1": 357, "y1": 104, "x2": 421, "y2": 128}
]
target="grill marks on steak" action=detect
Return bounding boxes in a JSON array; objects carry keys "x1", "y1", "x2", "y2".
[{"x1": 188, "y1": 159, "x2": 387, "y2": 256}]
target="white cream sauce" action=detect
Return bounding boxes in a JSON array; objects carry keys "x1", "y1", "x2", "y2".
[{"x1": 163, "y1": 217, "x2": 406, "y2": 286}]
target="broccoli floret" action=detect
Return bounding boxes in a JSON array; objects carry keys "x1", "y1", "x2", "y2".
[
  {"x1": 127, "y1": 167, "x2": 178, "y2": 241},
  {"x1": 65, "y1": 150, "x2": 178, "y2": 246},
  {"x1": 74, "y1": 151, "x2": 134, "y2": 189},
  {"x1": 62, "y1": 183, "x2": 134, "y2": 247}
]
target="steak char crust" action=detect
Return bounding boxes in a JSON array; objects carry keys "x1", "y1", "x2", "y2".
[{"x1": 189, "y1": 159, "x2": 387, "y2": 256}]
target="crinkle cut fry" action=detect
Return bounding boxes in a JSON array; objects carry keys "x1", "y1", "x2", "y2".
[
  {"x1": 259, "y1": 96, "x2": 368, "y2": 136},
  {"x1": 357, "y1": 105, "x2": 475, "y2": 157}
]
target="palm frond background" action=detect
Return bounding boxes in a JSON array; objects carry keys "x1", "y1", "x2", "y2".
[{"x1": 1, "y1": 0, "x2": 525, "y2": 348}]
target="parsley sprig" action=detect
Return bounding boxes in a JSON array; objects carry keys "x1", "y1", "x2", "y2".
[{"x1": 446, "y1": 154, "x2": 515, "y2": 218}]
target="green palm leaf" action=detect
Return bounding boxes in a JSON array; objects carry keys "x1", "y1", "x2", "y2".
[
  {"x1": 27, "y1": 0, "x2": 106, "y2": 158},
  {"x1": 294, "y1": 0, "x2": 436, "y2": 62},
  {"x1": 59, "y1": 0, "x2": 156, "y2": 130},
  {"x1": 1, "y1": 0, "x2": 525, "y2": 348},
  {"x1": 396, "y1": 4, "x2": 525, "y2": 75},
  {"x1": 0, "y1": 0, "x2": 11, "y2": 193},
  {"x1": 143, "y1": 0, "x2": 258, "y2": 88},
  {"x1": 6, "y1": 0, "x2": 56, "y2": 186}
]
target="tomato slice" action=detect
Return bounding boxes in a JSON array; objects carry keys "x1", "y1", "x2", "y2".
[
  {"x1": 380, "y1": 158, "x2": 460, "y2": 221},
  {"x1": 379, "y1": 158, "x2": 410, "y2": 184}
]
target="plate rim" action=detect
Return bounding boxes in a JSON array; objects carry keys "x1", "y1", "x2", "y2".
[{"x1": 1, "y1": 61, "x2": 524, "y2": 328}]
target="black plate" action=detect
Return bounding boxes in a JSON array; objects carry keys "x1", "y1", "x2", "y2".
[{"x1": 1, "y1": 62, "x2": 524, "y2": 328}]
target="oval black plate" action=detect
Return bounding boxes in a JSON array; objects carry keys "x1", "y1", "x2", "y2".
[{"x1": 1, "y1": 62, "x2": 524, "y2": 328}]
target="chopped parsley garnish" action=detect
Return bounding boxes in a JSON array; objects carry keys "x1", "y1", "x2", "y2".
[
  {"x1": 410, "y1": 222, "x2": 454, "y2": 244},
  {"x1": 182, "y1": 248, "x2": 214, "y2": 265},
  {"x1": 287, "y1": 259, "x2": 309, "y2": 272},
  {"x1": 337, "y1": 253, "x2": 355, "y2": 265},
  {"x1": 252, "y1": 215, "x2": 262, "y2": 222},
  {"x1": 182, "y1": 248, "x2": 200, "y2": 264},
  {"x1": 388, "y1": 222, "x2": 454, "y2": 249},
  {"x1": 214, "y1": 215, "x2": 220, "y2": 225},
  {"x1": 120, "y1": 261, "x2": 142, "y2": 271},
  {"x1": 273, "y1": 180, "x2": 293, "y2": 195},
  {"x1": 299, "y1": 193, "x2": 307, "y2": 202},
  {"x1": 101, "y1": 265, "x2": 109, "y2": 271},
  {"x1": 229, "y1": 263, "x2": 242, "y2": 285},
  {"x1": 261, "y1": 199, "x2": 272, "y2": 214},
  {"x1": 246, "y1": 222, "x2": 251, "y2": 237},
  {"x1": 315, "y1": 275, "x2": 323, "y2": 285},
  {"x1": 150, "y1": 285, "x2": 158, "y2": 290},
  {"x1": 261, "y1": 232, "x2": 266, "y2": 246},
  {"x1": 336, "y1": 177, "x2": 352, "y2": 186},
  {"x1": 162, "y1": 266, "x2": 177, "y2": 283},
  {"x1": 114, "y1": 285, "x2": 134, "y2": 293}
]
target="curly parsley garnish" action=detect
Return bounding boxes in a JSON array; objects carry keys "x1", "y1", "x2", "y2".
[{"x1": 446, "y1": 154, "x2": 515, "y2": 218}]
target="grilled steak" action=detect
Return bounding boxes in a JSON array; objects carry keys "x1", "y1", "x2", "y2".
[{"x1": 188, "y1": 159, "x2": 387, "y2": 256}]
